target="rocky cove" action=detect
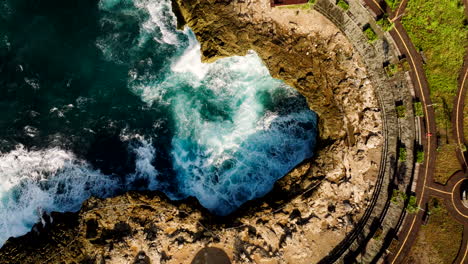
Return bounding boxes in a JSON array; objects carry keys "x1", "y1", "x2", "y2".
[{"x1": 0, "y1": 0, "x2": 387, "y2": 263}]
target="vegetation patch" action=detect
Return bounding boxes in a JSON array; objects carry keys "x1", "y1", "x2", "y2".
[
  {"x1": 395, "y1": 104, "x2": 406, "y2": 118},
  {"x1": 384, "y1": 63, "x2": 399, "y2": 77},
  {"x1": 407, "y1": 197, "x2": 463, "y2": 263},
  {"x1": 376, "y1": 16, "x2": 394, "y2": 32},
  {"x1": 416, "y1": 150, "x2": 424, "y2": 163},
  {"x1": 336, "y1": 0, "x2": 349, "y2": 10},
  {"x1": 384, "y1": 0, "x2": 402, "y2": 10},
  {"x1": 390, "y1": 189, "x2": 407, "y2": 204},
  {"x1": 402, "y1": 0, "x2": 468, "y2": 137},
  {"x1": 363, "y1": 26, "x2": 378, "y2": 43},
  {"x1": 390, "y1": 190, "x2": 419, "y2": 213},
  {"x1": 402, "y1": 0, "x2": 467, "y2": 203},
  {"x1": 413, "y1": 102, "x2": 423, "y2": 117},
  {"x1": 406, "y1": 195, "x2": 419, "y2": 213},
  {"x1": 398, "y1": 147, "x2": 407, "y2": 161},
  {"x1": 434, "y1": 144, "x2": 460, "y2": 184}
]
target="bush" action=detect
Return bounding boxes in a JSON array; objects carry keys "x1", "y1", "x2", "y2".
[
  {"x1": 399, "y1": 147, "x2": 407, "y2": 161},
  {"x1": 416, "y1": 150, "x2": 424, "y2": 163},
  {"x1": 414, "y1": 102, "x2": 424, "y2": 116},
  {"x1": 406, "y1": 195, "x2": 419, "y2": 213},
  {"x1": 337, "y1": 0, "x2": 350, "y2": 10},
  {"x1": 396, "y1": 104, "x2": 406, "y2": 118},
  {"x1": 364, "y1": 26, "x2": 378, "y2": 43},
  {"x1": 377, "y1": 16, "x2": 394, "y2": 31},
  {"x1": 391, "y1": 189, "x2": 407, "y2": 204},
  {"x1": 385, "y1": 0, "x2": 402, "y2": 9},
  {"x1": 385, "y1": 63, "x2": 398, "y2": 77}
]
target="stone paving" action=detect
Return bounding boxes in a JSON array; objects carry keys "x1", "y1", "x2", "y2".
[{"x1": 312, "y1": 0, "x2": 418, "y2": 262}]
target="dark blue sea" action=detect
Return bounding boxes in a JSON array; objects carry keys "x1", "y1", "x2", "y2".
[{"x1": 0, "y1": 0, "x2": 317, "y2": 244}]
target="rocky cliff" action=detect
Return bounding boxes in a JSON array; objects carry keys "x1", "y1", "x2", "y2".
[{"x1": 0, "y1": 1, "x2": 383, "y2": 263}]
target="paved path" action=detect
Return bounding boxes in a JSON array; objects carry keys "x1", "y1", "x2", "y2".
[
  {"x1": 454, "y1": 0, "x2": 468, "y2": 171},
  {"x1": 387, "y1": 20, "x2": 438, "y2": 264},
  {"x1": 361, "y1": 0, "x2": 468, "y2": 263}
]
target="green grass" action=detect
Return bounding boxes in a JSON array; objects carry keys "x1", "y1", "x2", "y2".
[
  {"x1": 408, "y1": 197, "x2": 464, "y2": 263},
  {"x1": 434, "y1": 143, "x2": 461, "y2": 184},
  {"x1": 396, "y1": 104, "x2": 406, "y2": 118},
  {"x1": 416, "y1": 150, "x2": 424, "y2": 163},
  {"x1": 391, "y1": 190, "x2": 418, "y2": 213},
  {"x1": 413, "y1": 102, "x2": 423, "y2": 116},
  {"x1": 402, "y1": 0, "x2": 468, "y2": 132},
  {"x1": 376, "y1": 16, "x2": 394, "y2": 32},
  {"x1": 398, "y1": 147, "x2": 407, "y2": 161},
  {"x1": 391, "y1": 189, "x2": 407, "y2": 204},
  {"x1": 385, "y1": 0, "x2": 402, "y2": 10},
  {"x1": 336, "y1": 0, "x2": 350, "y2": 10},
  {"x1": 385, "y1": 63, "x2": 399, "y2": 77},
  {"x1": 406, "y1": 195, "x2": 419, "y2": 213},
  {"x1": 363, "y1": 26, "x2": 378, "y2": 43}
]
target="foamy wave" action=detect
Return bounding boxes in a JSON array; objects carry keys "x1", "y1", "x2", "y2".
[
  {"x1": 0, "y1": 146, "x2": 115, "y2": 244},
  {"x1": 100, "y1": 0, "x2": 317, "y2": 215},
  {"x1": 136, "y1": 0, "x2": 179, "y2": 45},
  {"x1": 0, "y1": 138, "x2": 159, "y2": 245}
]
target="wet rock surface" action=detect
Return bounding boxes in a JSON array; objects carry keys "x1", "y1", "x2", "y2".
[{"x1": 0, "y1": 1, "x2": 383, "y2": 263}]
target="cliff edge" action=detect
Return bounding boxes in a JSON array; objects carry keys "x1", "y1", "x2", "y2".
[{"x1": 0, "y1": 1, "x2": 383, "y2": 263}]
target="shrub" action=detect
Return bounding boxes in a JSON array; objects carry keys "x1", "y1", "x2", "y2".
[
  {"x1": 385, "y1": 63, "x2": 398, "y2": 77},
  {"x1": 414, "y1": 102, "x2": 424, "y2": 116},
  {"x1": 385, "y1": 0, "x2": 402, "y2": 9},
  {"x1": 391, "y1": 189, "x2": 407, "y2": 204},
  {"x1": 416, "y1": 150, "x2": 424, "y2": 163},
  {"x1": 399, "y1": 147, "x2": 407, "y2": 161},
  {"x1": 396, "y1": 104, "x2": 406, "y2": 118},
  {"x1": 377, "y1": 16, "x2": 394, "y2": 31},
  {"x1": 364, "y1": 26, "x2": 378, "y2": 43},
  {"x1": 406, "y1": 195, "x2": 419, "y2": 213},
  {"x1": 337, "y1": 0, "x2": 350, "y2": 10}
]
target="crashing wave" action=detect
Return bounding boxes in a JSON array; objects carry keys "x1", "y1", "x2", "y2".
[{"x1": 0, "y1": 0, "x2": 317, "y2": 244}]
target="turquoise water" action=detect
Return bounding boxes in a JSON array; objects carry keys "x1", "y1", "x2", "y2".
[{"x1": 0, "y1": 0, "x2": 317, "y2": 244}]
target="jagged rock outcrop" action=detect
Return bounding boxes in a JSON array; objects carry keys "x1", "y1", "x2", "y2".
[{"x1": 0, "y1": 1, "x2": 383, "y2": 263}]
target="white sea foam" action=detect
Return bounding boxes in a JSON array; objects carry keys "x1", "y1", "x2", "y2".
[
  {"x1": 136, "y1": 0, "x2": 179, "y2": 45},
  {"x1": 171, "y1": 30, "x2": 209, "y2": 80},
  {"x1": 99, "y1": 0, "x2": 317, "y2": 215},
  {"x1": 0, "y1": 0, "x2": 316, "y2": 247},
  {"x1": 0, "y1": 146, "x2": 114, "y2": 245},
  {"x1": 0, "y1": 137, "x2": 159, "y2": 245}
]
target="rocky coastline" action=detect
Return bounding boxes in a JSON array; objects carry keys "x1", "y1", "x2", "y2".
[{"x1": 0, "y1": 1, "x2": 383, "y2": 263}]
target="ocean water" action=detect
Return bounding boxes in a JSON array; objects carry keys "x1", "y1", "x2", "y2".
[{"x1": 0, "y1": 0, "x2": 317, "y2": 245}]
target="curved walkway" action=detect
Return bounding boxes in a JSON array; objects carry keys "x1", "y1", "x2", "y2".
[
  {"x1": 360, "y1": 0, "x2": 468, "y2": 263},
  {"x1": 454, "y1": 59, "x2": 468, "y2": 170}
]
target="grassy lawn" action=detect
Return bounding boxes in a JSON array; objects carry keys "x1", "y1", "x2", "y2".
[
  {"x1": 405, "y1": 197, "x2": 463, "y2": 264},
  {"x1": 402, "y1": 0, "x2": 467, "y2": 183},
  {"x1": 434, "y1": 144, "x2": 461, "y2": 184},
  {"x1": 402, "y1": 0, "x2": 467, "y2": 134},
  {"x1": 385, "y1": 0, "x2": 402, "y2": 10}
]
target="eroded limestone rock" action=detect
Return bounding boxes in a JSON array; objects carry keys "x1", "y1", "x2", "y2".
[{"x1": 0, "y1": 1, "x2": 383, "y2": 263}]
